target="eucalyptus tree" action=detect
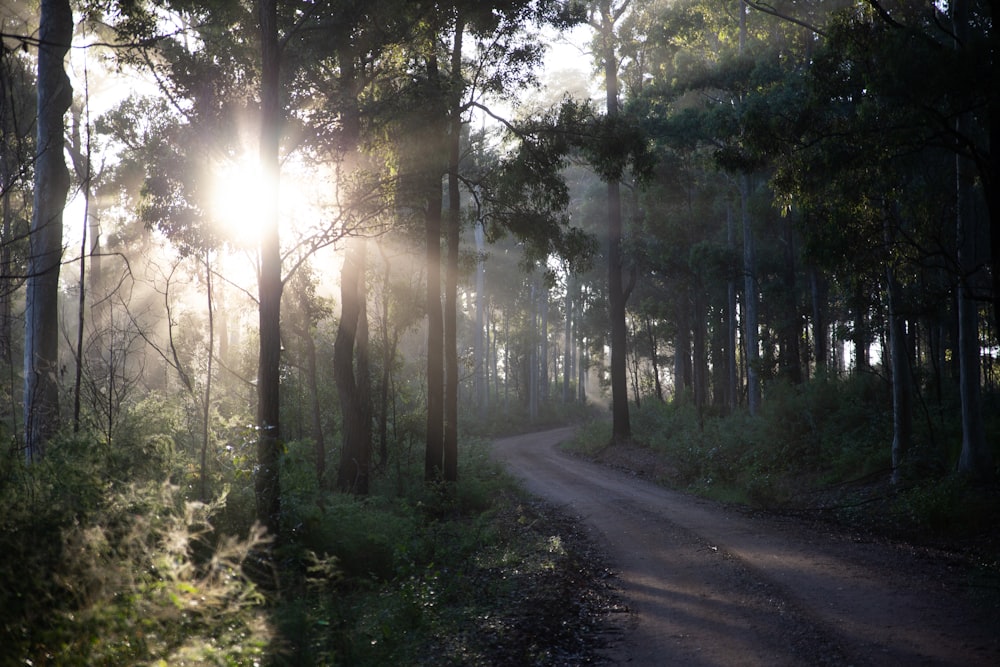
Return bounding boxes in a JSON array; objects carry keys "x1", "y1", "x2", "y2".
[
  {"x1": 255, "y1": 0, "x2": 282, "y2": 530},
  {"x1": 23, "y1": 0, "x2": 73, "y2": 462},
  {"x1": 588, "y1": 0, "x2": 635, "y2": 443},
  {"x1": 950, "y1": 0, "x2": 994, "y2": 481}
]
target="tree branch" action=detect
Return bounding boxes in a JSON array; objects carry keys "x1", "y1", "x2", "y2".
[{"x1": 742, "y1": 0, "x2": 829, "y2": 38}]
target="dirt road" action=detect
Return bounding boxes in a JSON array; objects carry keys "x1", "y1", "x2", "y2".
[{"x1": 492, "y1": 427, "x2": 1000, "y2": 666}]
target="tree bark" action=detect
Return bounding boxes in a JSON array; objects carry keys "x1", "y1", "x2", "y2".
[
  {"x1": 474, "y1": 222, "x2": 487, "y2": 416},
  {"x1": 599, "y1": 1, "x2": 632, "y2": 444},
  {"x1": 740, "y1": 173, "x2": 760, "y2": 415},
  {"x1": 336, "y1": 239, "x2": 371, "y2": 494},
  {"x1": 564, "y1": 273, "x2": 574, "y2": 403},
  {"x1": 24, "y1": 0, "x2": 73, "y2": 462},
  {"x1": 674, "y1": 296, "x2": 692, "y2": 396},
  {"x1": 953, "y1": 0, "x2": 994, "y2": 482},
  {"x1": 693, "y1": 283, "x2": 708, "y2": 415},
  {"x1": 424, "y1": 56, "x2": 445, "y2": 481},
  {"x1": 443, "y1": 15, "x2": 464, "y2": 484},
  {"x1": 726, "y1": 203, "x2": 739, "y2": 410},
  {"x1": 810, "y1": 267, "x2": 828, "y2": 371},
  {"x1": 255, "y1": 0, "x2": 282, "y2": 533},
  {"x1": 778, "y1": 219, "x2": 802, "y2": 384},
  {"x1": 885, "y1": 252, "x2": 913, "y2": 484}
]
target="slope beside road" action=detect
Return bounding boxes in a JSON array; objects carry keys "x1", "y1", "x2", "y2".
[{"x1": 492, "y1": 427, "x2": 1000, "y2": 666}]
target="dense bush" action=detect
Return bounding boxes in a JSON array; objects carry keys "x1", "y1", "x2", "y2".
[
  {"x1": 0, "y1": 445, "x2": 270, "y2": 666},
  {"x1": 573, "y1": 373, "x2": 1000, "y2": 535}
]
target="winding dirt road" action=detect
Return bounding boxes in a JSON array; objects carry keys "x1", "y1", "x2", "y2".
[{"x1": 493, "y1": 427, "x2": 1000, "y2": 666}]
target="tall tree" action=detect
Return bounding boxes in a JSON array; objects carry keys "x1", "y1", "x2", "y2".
[
  {"x1": 335, "y1": 238, "x2": 372, "y2": 493},
  {"x1": 591, "y1": 0, "x2": 633, "y2": 444},
  {"x1": 423, "y1": 45, "x2": 446, "y2": 481},
  {"x1": 255, "y1": 0, "x2": 282, "y2": 533},
  {"x1": 24, "y1": 0, "x2": 73, "y2": 462},
  {"x1": 737, "y1": 0, "x2": 761, "y2": 415},
  {"x1": 953, "y1": 0, "x2": 993, "y2": 481},
  {"x1": 443, "y1": 8, "x2": 465, "y2": 483}
]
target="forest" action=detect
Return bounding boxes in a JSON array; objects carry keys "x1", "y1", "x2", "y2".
[{"x1": 0, "y1": 0, "x2": 998, "y2": 664}]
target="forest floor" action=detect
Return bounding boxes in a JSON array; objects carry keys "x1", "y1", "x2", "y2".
[{"x1": 492, "y1": 427, "x2": 1000, "y2": 666}]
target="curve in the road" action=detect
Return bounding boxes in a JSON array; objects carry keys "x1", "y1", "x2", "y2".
[{"x1": 493, "y1": 427, "x2": 1000, "y2": 667}]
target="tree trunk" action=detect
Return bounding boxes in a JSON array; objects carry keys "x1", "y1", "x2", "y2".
[
  {"x1": 201, "y1": 252, "x2": 215, "y2": 501},
  {"x1": 693, "y1": 283, "x2": 708, "y2": 414},
  {"x1": 24, "y1": 0, "x2": 73, "y2": 462},
  {"x1": 627, "y1": 315, "x2": 640, "y2": 407},
  {"x1": 740, "y1": 173, "x2": 761, "y2": 415},
  {"x1": 726, "y1": 203, "x2": 739, "y2": 410},
  {"x1": 529, "y1": 279, "x2": 539, "y2": 420},
  {"x1": 564, "y1": 273, "x2": 573, "y2": 402},
  {"x1": 474, "y1": 222, "x2": 487, "y2": 416},
  {"x1": 0, "y1": 52, "x2": 29, "y2": 368},
  {"x1": 540, "y1": 284, "x2": 549, "y2": 403},
  {"x1": 72, "y1": 112, "x2": 90, "y2": 434},
  {"x1": 336, "y1": 239, "x2": 371, "y2": 494},
  {"x1": 986, "y1": 0, "x2": 1000, "y2": 346},
  {"x1": 255, "y1": 0, "x2": 282, "y2": 533},
  {"x1": 885, "y1": 254, "x2": 913, "y2": 484},
  {"x1": 378, "y1": 250, "x2": 395, "y2": 470},
  {"x1": 600, "y1": 5, "x2": 631, "y2": 444},
  {"x1": 424, "y1": 56, "x2": 445, "y2": 481},
  {"x1": 810, "y1": 267, "x2": 828, "y2": 371},
  {"x1": 442, "y1": 16, "x2": 464, "y2": 484},
  {"x1": 645, "y1": 314, "x2": 663, "y2": 402},
  {"x1": 674, "y1": 294, "x2": 692, "y2": 397},
  {"x1": 737, "y1": 2, "x2": 760, "y2": 415},
  {"x1": 954, "y1": 0, "x2": 993, "y2": 480},
  {"x1": 711, "y1": 306, "x2": 727, "y2": 408},
  {"x1": 779, "y1": 220, "x2": 802, "y2": 384},
  {"x1": 852, "y1": 283, "x2": 869, "y2": 374},
  {"x1": 304, "y1": 319, "x2": 325, "y2": 486}
]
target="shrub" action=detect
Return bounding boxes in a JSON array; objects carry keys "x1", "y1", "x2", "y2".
[
  {"x1": 623, "y1": 374, "x2": 898, "y2": 508},
  {"x1": 0, "y1": 447, "x2": 272, "y2": 666}
]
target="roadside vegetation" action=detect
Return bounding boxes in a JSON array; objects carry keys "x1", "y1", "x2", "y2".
[
  {"x1": 567, "y1": 374, "x2": 1000, "y2": 542},
  {"x1": 0, "y1": 406, "x2": 616, "y2": 666}
]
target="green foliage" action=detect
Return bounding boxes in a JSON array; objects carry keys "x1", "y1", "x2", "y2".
[
  {"x1": 0, "y1": 436, "x2": 271, "y2": 666},
  {"x1": 621, "y1": 374, "x2": 896, "y2": 507},
  {"x1": 887, "y1": 475, "x2": 1000, "y2": 537},
  {"x1": 269, "y1": 435, "x2": 590, "y2": 666},
  {"x1": 563, "y1": 373, "x2": 999, "y2": 539},
  {"x1": 563, "y1": 419, "x2": 613, "y2": 457}
]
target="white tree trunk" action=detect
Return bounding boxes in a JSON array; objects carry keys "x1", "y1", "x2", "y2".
[{"x1": 24, "y1": 0, "x2": 73, "y2": 462}]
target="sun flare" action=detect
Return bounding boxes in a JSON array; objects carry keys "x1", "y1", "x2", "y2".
[{"x1": 211, "y1": 160, "x2": 267, "y2": 247}]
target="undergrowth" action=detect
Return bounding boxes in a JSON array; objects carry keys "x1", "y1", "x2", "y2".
[
  {"x1": 0, "y1": 438, "x2": 270, "y2": 666},
  {"x1": 270, "y1": 436, "x2": 613, "y2": 666},
  {"x1": 566, "y1": 372, "x2": 1000, "y2": 539},
  {"x1": 2, "y1": 417, "x2": 614, "y2": 666}
]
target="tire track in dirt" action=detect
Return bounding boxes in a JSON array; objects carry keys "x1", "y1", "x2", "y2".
[{"x1": 493, "y1": 427, "x2": 1000, "y2": 666}]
